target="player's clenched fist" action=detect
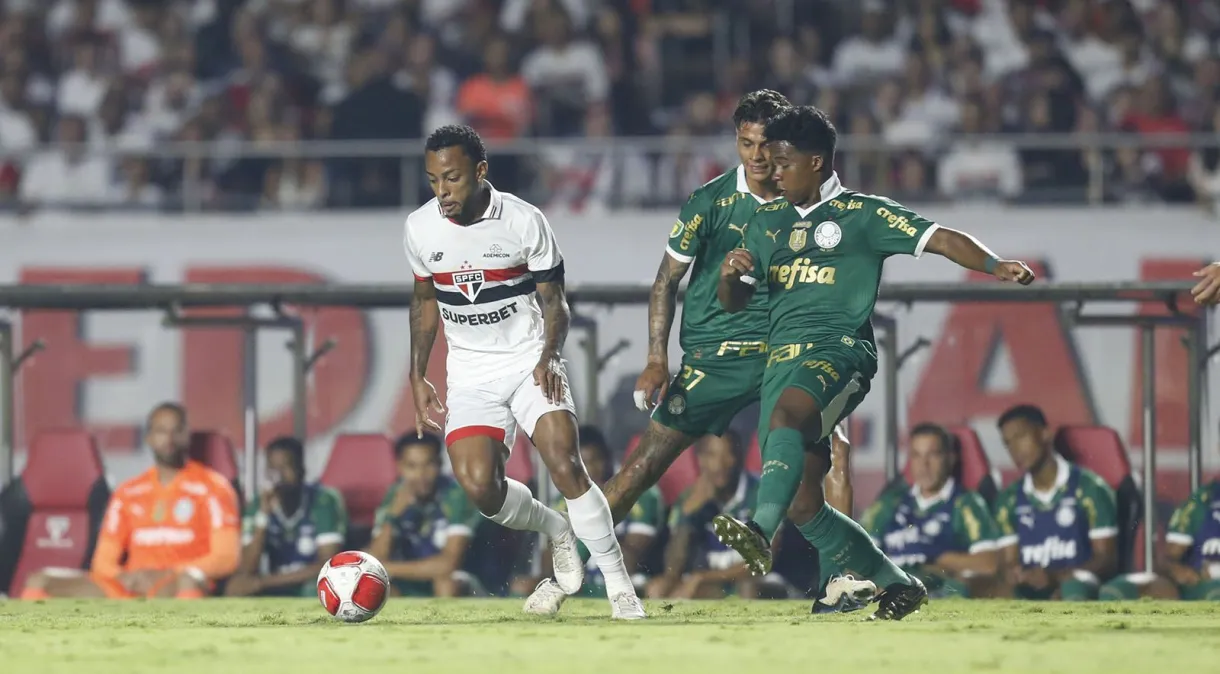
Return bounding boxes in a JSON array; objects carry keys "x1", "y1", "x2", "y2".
[
  {"x1": 993, "y1": 260, "x2": 1036, "y2": 285},
  {"x1": 411, "y1": 377, "x2": 445, "y2": 435},
  {"x1": 534, "y1": 354, "x2": 565, "y2": 404},
  {"x1": 634, "y1": 361, "x2": 670, "y2": 412},
  {"x1": 721, "y1": 249, "x2": 755, "y2": 280}
]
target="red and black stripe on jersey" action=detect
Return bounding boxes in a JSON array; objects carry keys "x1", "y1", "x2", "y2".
[{"x1": 429, "y1": 262, "x2": 563, "y2": 306}]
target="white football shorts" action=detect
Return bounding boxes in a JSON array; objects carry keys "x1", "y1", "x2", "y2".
[{"x1": 444, "y1": 362, "x2": 576, "y2": 447}]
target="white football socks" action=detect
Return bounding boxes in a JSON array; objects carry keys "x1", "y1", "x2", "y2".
[
  {"x1": 487, "y1": 478, "x2": 569, "y2": 539},
  {"x1": 565, "y1": 485, "x2": 635, "y2": 597}
]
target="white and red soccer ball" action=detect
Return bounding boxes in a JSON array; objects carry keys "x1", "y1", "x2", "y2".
[{"x1": 317, "y1": 551, "x2": 390, "y2": 623}]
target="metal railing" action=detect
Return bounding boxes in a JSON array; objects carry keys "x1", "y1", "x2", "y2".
[
  {"x1": 0, "y1": 280, "x2": 1210, "y2": 571},
  {"x1": 1, "y1": 132, "x2": 1215, "y2": 212}
]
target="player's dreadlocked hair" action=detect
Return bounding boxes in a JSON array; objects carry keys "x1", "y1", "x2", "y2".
[
  {"x1": 425, "y1": 124, "x2": 487, "y2": 163},
  {"x1": 732, "y1": 89, "x2": 791, "y2": 129},
  {"x1": 764, "y1": 105, "x2": 837, "y2": 165}
]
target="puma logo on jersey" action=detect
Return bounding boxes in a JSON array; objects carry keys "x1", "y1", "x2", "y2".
[
  {"x1": 765, "y1": 229, "x2": 778, "y2": 242},
  {"x1": 1020, "y1": 536, "x2": 1078, "y2": 567},
  {"x1": 727, "y1": 223, "x2": 747, "y2": 242}
]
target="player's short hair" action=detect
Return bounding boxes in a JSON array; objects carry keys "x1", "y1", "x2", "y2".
[
  {"x1": 909, "y1": 422, "x2": 956, "y2": 456},
  {"x1": 997, "y1": 404, "x2": 1048, "y2": 429},
  {"x1": 764, "y1": 105, "x2": 838, "y2": 164},
  {"x1": 578, "y1": 425, "x2": 611, "y2": 461},
  {"x1": 148, "y1": 401, "x2": 187, "y2": 429},
  {"x1": 395, "y1": 431, "x2": 444, "y2": 461},
  {"x1": 425, "y1": 124, "x2": 487, "y2": 164},
  {"x1": 266, "y1": 435, "x2": 305, "y2": 472},
  {"x1": 732, "y1": 89, "x2": 792, "y2": 129}
]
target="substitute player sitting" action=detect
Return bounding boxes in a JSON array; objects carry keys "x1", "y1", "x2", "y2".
[
  {"x1": 713, "y1": 105, "x2": 1035, "y2": 620},
  {"x1": 21, "y1": 403, "x2": 240, "y2": 600},
  {"x1": 368, "y1": 432, "x2": 480, "y2": 597},
  {"x1": 1100, "y1": 478, "x2": 1220, "y2": 601},
  {"x1": 861, "y1": 424, "x2": 1001, "y2": 598},
  {"x1": 226, "y1": 436, "x2": 347, "y2": 597},
  {"x1": 405, "y1": 125, "x2": 644, "y2": 619},
  {"x1": 993, "y1": 405, "x2": 1118, "y2": 600}
]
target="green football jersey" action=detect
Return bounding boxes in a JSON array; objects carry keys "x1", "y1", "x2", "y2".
[
  {"x1": 241, "y1": 483, "x2": 347, "y2": 574},
  {"x1": 667, "y1": 166, "x2": 779, "y2": 352},
  {"x1": 861, "y1": 480, "x2": 999, "y2": 570},
  {"x1": 373, "y1": 477, "x2": 480, "y2": 560},
  {"x1": 741, "y1": 176, "x2": 938, "y2": 348},
  {"x1": 993, "y1": 457, "x2": 1117, "y2": 569}
]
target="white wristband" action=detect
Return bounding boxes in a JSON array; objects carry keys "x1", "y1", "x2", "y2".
[{"x1": 253, "y1": 511, "x2": 269, "y2": 529}]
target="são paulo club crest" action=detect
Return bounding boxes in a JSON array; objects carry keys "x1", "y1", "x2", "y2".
[{"x1": 453, "y1": 270, "x2": 485, "y2": 302}]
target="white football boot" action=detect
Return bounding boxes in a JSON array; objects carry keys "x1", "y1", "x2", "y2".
[
  {"x1": 523, "y1": 578, "x2": 567, "y2": 616},
  {"x1": 610, "y1": 591, "x2": 647, "y2": 620},
  {"x1": 550, "y1": 518, "x2": 586, "y2": 595}
]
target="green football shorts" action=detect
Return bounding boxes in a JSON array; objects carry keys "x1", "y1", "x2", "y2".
[
  {"x1": 757, "y1": 339, "x2": 875, "y2": 452},
  {"x1": 651, "y1": 342, "x2": 767, "y2": 438}
]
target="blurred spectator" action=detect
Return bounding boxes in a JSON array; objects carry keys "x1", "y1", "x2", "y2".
[
  {"x1": 938, "y1": 98, "x2": 1022, "y2": 200},
  {"x1": 20, "y1": 114, "x2": 112, "y2": 207},
  {"x1": 0, "y1": 0, "x2": 1218, "y2": 210},
  {"x1": 368, "y1": 432, "x2": 481, "y2": 597},
  {"x1": 1188, "y1": 108, "x2": 1220, "y2": 214},
  {"x1": 227, "y1": 436, "x2": 347, "y2": 598},
  {"x1": 456, "y1": 35, "x2": 532, "y2": 140},
  {"x1": 521, "y1": 7, "x2": 608, "y2": 136}
]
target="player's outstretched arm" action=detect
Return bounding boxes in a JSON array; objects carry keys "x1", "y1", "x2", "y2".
[
  {"x1": 534, "y1": 280, "x2": 570, "y2": 404},
  {"x1": 634, "y1": 253, "x2": 693, "y2": 410},
  {"x1": 409, "y1": 279, "x2": 445, "y2": 434},
  {"x1": 923, "y1": 227, "x2": 1036, "y2": 285},
  {"x1": 717, "y1": 249, "x2": 758, "y2": 313}
]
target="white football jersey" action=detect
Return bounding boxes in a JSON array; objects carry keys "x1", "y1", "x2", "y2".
[{"x1": 404, "y1": 184, "x2": 564, "y2": 386}]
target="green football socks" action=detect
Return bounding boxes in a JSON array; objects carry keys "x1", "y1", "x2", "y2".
[
  {"x1": 753, "y1": 427, "x2": 806, "y2": 540},
  {"x1": 796, "y1": 503, "x2": 911, "y2": 590}
]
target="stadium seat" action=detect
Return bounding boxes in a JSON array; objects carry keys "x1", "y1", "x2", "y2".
[
  {"x1": 0, "y1": 430, "x2": 110, "y2": 595},
  {"x1": 1054, "y1": 425, "x2": 1143, "y2": 573},
  {"x1": 625, "y1": 434, "x2": 696, "y2": 505},
  {"x1": 188, "y1": 431, "x2": 242, "y2": 506},
  {"x1": 319, "y1": 434, "x2": 396, "y2": 549}
]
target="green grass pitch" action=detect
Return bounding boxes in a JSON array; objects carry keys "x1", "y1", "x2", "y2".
[{"x1": 3, "y1": 598, "x2": 1219, "y2": 673}]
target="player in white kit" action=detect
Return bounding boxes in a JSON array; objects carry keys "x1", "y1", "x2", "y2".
[{"x1": 404, "y1": 125, "x2": 645, "y2": 619}]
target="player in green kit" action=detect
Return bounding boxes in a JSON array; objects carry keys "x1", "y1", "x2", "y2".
[{"x1": 713, "y1": 105, "x2": 1035, "y2": 620}]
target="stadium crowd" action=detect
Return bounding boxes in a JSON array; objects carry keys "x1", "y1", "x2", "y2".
[
  {"x1": 6, "y1": 401, "x2": 1219, "y2": 603},
  {"x1": 1, "y1": 0, "x2": 1220, "y2": 211}
]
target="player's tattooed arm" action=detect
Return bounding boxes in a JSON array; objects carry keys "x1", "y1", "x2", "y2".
[
  {"x1": 923, "y1": 227, "x2": 1035, "y2": 285},
  {"x1": 409, "y1": 279, "x2": 444, "y2": 433},
  {"x1": 409, "y1": 279, "x2": 440, "y2": 379},
  {"x1": 647, "y1": 254, "x2": 691, "y2": 364},
  {"x1": 534, "y1": 280, "x2": 570, "y2": 403}
]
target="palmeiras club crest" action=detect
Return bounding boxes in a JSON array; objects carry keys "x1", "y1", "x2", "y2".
[{"x1": 453, "y1": 270, "x2": 485, "y2": 302}]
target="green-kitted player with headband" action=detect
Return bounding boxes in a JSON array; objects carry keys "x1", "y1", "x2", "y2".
[{"x1": 713, "y1": 105, "x2": 1036, "y2": 620}]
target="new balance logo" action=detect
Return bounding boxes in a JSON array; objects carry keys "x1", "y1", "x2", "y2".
[{"x1": 429, "y1": 252, "x2": 444, "y2": 262}]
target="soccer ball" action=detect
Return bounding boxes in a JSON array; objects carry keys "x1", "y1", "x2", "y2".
[{"x1": 316, "y1": 551, "x2": 390, "y2": 623}]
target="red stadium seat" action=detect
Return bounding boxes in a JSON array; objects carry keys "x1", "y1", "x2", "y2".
[
  {"x1": 1054, "y1": 425, "x2": 1142, "y2": 573},
  {"x1": 320, "y1": 434, "x2": 396, "y2": 530},
  {"x1": 0, "y1": 430, "x2": 109, "y2": 595},
  {"x1": 625, "y1": 434, "x2": 696, "y2": 505},
  {"x1": 189, "y1": 431, "x2": 239, "y2": 481}
]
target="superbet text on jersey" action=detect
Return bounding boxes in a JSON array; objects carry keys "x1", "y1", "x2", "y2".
[{"x1": 403, "y1": 183, "x2": 564, "y2": 387}]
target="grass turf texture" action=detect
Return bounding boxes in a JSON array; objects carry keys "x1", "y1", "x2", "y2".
[{"x1": 2, "y1": 598, "x2": 1218, "y2": 673}]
